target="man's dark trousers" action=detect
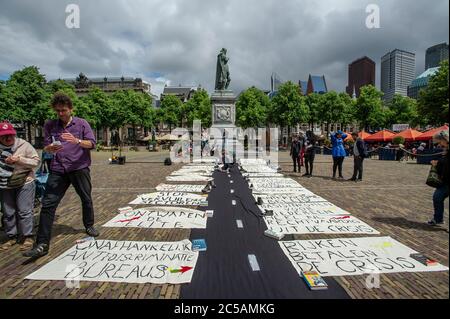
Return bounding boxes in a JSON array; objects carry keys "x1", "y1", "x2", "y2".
[
  {"x1": 36, "y1": 168, "x2": 94, "y2": 246},
  {"x1": 351, "y1": 156, "x2": 364, "y2": 180}
]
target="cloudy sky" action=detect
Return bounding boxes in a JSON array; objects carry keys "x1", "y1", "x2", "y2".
[{"x1": 0, "y1": 0, "x2": 448, "y2": 96}]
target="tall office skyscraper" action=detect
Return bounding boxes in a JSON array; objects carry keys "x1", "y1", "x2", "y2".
[
  {"x1": 380, "y1": 49, "x2": 416, "y2": 102},
  {"x1": 425, "y1": 43, "x2": 449, "y2": 70},
  {"x1": 346, "y1": 56, "x2": 376, "y2": 98}
]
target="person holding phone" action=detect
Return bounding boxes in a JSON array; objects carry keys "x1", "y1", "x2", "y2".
[{"x1": 24, "y1": 93, "x2": 99, "y2": 259}]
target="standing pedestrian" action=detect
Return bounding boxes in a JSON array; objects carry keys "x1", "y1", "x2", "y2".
[
  {"x1": 349, "y1": 132, "x2": 366, "y2": 182},
  {"x1": 302, "y1": 131, "x2": 316, "y2": 178},
  {"x1": 0, "y1": 122, "x2": 40, "y2": 251},
  {"x1": 23, "y1": 93, "x2": 99, "y2": 259},
  {"x1": 427, "y1": 130, "x2": 449, "y2": 226},
  {"x1": 290, "y1": 134, "x2": 301, "y2": 173},
  {"x1": 331, "y1": 130, "x2": 347, "y2": 179}
]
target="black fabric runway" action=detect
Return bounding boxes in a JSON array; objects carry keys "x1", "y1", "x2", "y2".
[{"x1": 180, "y1": 164, "x2": 350, "y2": 299}]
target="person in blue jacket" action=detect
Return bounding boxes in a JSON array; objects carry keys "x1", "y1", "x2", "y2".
[{"x1": 331, "y1": 130, "x2": 347, "y2": 179}]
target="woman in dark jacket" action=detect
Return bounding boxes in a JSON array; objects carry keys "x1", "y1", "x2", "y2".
[{"x1": 428, "y1": 130, "x2": 449, "y2": 226}]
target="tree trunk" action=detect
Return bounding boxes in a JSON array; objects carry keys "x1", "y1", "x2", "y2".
[{"x1": 27, "y1": 122, "x2": 32, "y2": 144}]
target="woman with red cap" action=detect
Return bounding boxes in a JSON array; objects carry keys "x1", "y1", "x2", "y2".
[{"x1": 0, "y1": 122, "x2": 40, "y2": 251}]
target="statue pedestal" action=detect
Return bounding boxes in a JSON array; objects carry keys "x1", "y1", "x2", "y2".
[
  {"x1": 211, "y1": 90, "x2": 236, "y2": 128},
  {"x1": 210, "y1": 90, "x2": 244, "y2": 161}
]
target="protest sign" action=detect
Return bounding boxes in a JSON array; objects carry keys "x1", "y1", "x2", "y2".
[
  {"x1": 254, "y1": 193, "x2": 328, "y2": 204},
  {"x1": 130, "y1": 192, "x2": 208, "y2": 206},
  {"x1": 264, "y1": 213, "x2": 379, "y2": 234},
  {"x1": 258, "y1": 202, "x2": 351, "y2": 216},
  {"x1": 166, "y1": 175, "x2": 213, "y2": 182},
  {"x1": 279, "y1": 236, "x2": 449, "y2": 277},
  {"x1": 156, "y1": 184, "x2": 205, "y2": 193},
  {"x1": 26, "y1": 239, "x2": 198, "y2": 284},
  {"x1": 103, "y1": 207, "x2": 207, "y2": 229}
]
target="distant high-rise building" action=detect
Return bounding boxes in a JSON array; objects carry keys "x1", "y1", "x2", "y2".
[
  {"x1": 407, "y1": 67, "x2": 440, "y2": 99},
  {"x1": 298, "y1": 81, "x2": 308, "y2": 95},
  {"x1": 381, "y1": 49, "x2": 416, "y2": 102},
  {"x1": 305, "y1": 75, "x2": 328, "y2": 95},
  {"x1": 425, "y1": 43, "x2": 449, "y2": 70},
  {"x1": 270, "y1": 72, "x2": 283, "y2": 92},
  {"x1": 346, "y1": 56, "x2": 375, "y2": 98}
]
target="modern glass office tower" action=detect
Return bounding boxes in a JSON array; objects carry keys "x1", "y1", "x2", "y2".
[
  {"x1": 381, "y1": 49, "x2": 416, "y2": 102},
  {"x1": 425, "y1": 43, "x2": 449, "y2": 70}
]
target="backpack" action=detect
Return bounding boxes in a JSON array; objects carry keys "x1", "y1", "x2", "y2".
[{"x1": 361, "y1": 141, "x2": 369, "y2": 158}]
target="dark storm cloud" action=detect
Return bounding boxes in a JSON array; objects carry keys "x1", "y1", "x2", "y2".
[{"x1": 0, "y1": 0, "x2": 448, "y2": 95}]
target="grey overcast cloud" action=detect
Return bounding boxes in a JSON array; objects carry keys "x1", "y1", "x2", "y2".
[{"x1": 0, "y1": 0, "x2": 448, "y2": 96}]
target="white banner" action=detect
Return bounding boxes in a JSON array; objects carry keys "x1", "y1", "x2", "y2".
[
  {"x1": 253, "y1": 187, "x2": 313, "y2": 195},
  {"x1": 264, "y1": 213, "x2": 379, "y2": 234},
  {"x1": 239, "y1": 159, "x2": 267, "y2": 165},
  {"x1": 26, "y1": 239, "x2": 198, "y2": 284},
  {"x1": 249, "y1": 178, "x2": 301, "y2": 188},
  {"x1": 244, "y1": 173, "x2": 284, "y2": 178},
  {"x1": 103, "y1": 207, "x2": 207, "y2": 229},
  {"x1": 130, "y1": 192, "x2": 208, "y2": 206},
  {"x1": 156, "y1": 184, "x2": 205, "y2": 193},
  {"x1": 258, "y1": 202, "x2": 351, "y2": 216},
  {"x1": 280, "y1": 236, "x2": 449, "y2": 277},
  {"x1": 170, "y1": 170, "x2": 212, "y2": 176},
  {"x1": 166, "y1": 175, "x2": 213, "y2": 182},
  {"x1": 254, "y1": 193, "x2": 327, "y2": 204}
]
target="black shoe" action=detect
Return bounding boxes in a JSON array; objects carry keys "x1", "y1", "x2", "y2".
[
  {"x1": 357, "y1": 179, "x2": 363, "y2": 182},
  {"x1": 86, "y1": 226, "x2": 100, "y2": 237},
  {"x1": 302, "y1": 173, "x2": 309, "y2": 177},
  {"x1": 427, "y1": 219, "x2": 445, "y2": 226},
  {"x1": 348, "y1": 178, "x2": 357, "y2": 181},
  {"x1": 22, "y1": 243, "x2": 49, "y2": 258}
]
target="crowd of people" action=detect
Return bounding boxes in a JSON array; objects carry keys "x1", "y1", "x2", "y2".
[
  {"x1": 290, "y1": 130, "x2": 368, "y2": 182},
  {"x1": 0, "y1": 92, "x2": 448, "y2": 262}
]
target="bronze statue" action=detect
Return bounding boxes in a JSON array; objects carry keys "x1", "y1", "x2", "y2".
[{"x1": 215, "y1": 48, "x2": 231, "y2": 90}]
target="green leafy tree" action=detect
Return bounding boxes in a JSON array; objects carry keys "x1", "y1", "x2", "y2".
[
  {"x1": 317, "y1": 91, "x2": 350, "y2": 135},
  {"x1": 355, "y1": 85, "x2": 385, "y2": 130},
  {"x1": 182, "y1": 89, "x2": 212, "y2": 128},
  {"x1": 387, "y1": 94, "x2": 419, "y2": 127},
  {"x1": 111, "y1": 90, "x2": 155, "y2": 143},
  {"x1": 418, "y1": 59, "x2": 449, "y2": 125},
  {"x1": 236, "y1": 87, "x2": 270, "y2": 129},
  {"x1": 81, "y1": 87, "x2": 111, "y2": 130},
  {"x1": 5, "y1": 66, "x2": 48, "y2": 141},
  {"x1": 338, "y1": 92, "x2": 356, "y2": 129},
  {"x1": 159, "y1": 95, "x2": 183, "y2": 131},
  {"x1": 269, "y1": 81, "x2": 309, "y2": 137},
  {"x1": 305, "y1": 93, "x2": 322, "y2": 130},
  {"x1": 0, "y1": 80, "x2": 15, "y2": 121}
]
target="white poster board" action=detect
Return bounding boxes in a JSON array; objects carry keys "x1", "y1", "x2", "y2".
[
  {"x1": 166, "y1": 175, "x2": 213, "y2": 182},
  {"x1": 103, "y1": 207, "x2": 207, "y2": 229},
  {"x1": 280, "y1": 236, "x2": 449, "y2": 277},
  {"x1": 258, "y1": 202, "x2": 351, "y2": 216},
  {"x1": 26, "y1": 239, "x2": 199, "y2": 284},
  {"x1": 156, "y1": 184, "x2": 205, "y2": 193},
  {"x1": 130, "y1": 192, "x2": 208, "y2": 206},
  {"x1": 264, "y1": 213, "x2": 379, "y2": 234},
  {"x1": 254, "y1": 193, "x2": 328, "y2": 204}
]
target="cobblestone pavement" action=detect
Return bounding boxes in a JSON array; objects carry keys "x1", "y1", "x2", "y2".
[
  {"x1": 278, "y1": 152, "x2": 449, "y2": 299},
  {"x1": 0, "y1": 150, "x2": 448, "y2": 299}
]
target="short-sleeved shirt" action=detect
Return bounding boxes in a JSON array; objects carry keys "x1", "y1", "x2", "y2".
[{"x1": 44, "y1": 117, "x2": 96, "y2": 174}]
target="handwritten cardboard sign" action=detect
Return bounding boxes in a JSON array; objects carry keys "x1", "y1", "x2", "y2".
[
  {"x1": 103, "y1": 207, "x2": 207, "y2": 229},
  {"x1": 280, "y1": 236, "x2": 449, "y2": 277},
  {"x1": 130, "y1": 192, "x2": 208, "y2": 206},
  {"x1": 26, "y1": 239, "x2": 199, "y2": 284}
]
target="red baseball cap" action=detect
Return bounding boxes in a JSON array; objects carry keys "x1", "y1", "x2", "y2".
[{"x1": 0, "y1": 122, "x2": 17, "y2": 136}]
